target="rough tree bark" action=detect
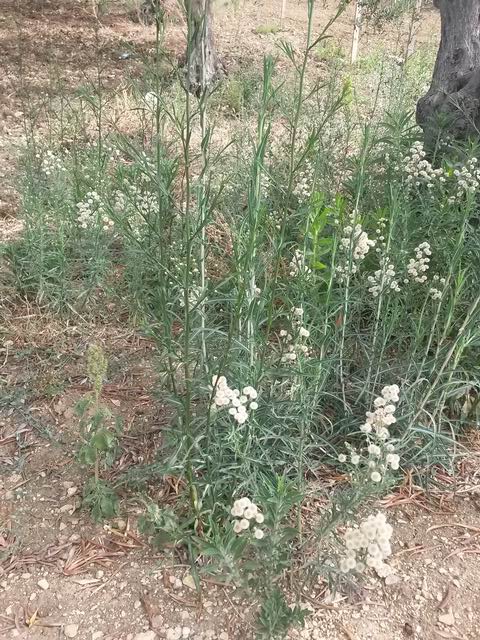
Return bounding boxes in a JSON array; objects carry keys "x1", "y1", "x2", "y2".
[
  {"x1": 350, "y1": 0, "x2": 364, "y2": 64},
  {"x1": 185, "y1": 0, "x2": 220, "y2": 95},
  {"x1": 139, "y1": 0, "x2": 219, "y2": 94},
  {"x1": 417, "y1": 0, "x2": 480, "y2": 145},
  {"x1": 139, "y1": 0, "x2": 161, "y2": 25}
]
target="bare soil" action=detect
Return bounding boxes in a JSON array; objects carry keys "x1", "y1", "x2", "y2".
[{"x1": 4, "y1": 3, "x2": 480, "y2": 640}]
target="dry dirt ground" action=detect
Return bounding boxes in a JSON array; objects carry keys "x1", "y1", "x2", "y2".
[{"x1": 3, "y1": 2, "x2": 480, "y2": 640}]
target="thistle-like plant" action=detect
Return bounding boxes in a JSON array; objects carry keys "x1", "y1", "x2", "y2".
[{"x1": 76, "y1": 344, "x2": 122, "y2": 521}]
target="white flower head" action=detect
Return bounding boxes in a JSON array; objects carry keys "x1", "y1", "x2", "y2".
[
  {"x1": 233, "y1": 520, "x2": 243, "y2": 534},
  {"x1": 367, "y1": 444, "x2": 381, "y2": 457},
  {"x1": 244, "y1": 505, "x2": 258, "y2": 520},
  {"x1": 237, "y1": 497, "x2": 251, "y2": 509},
  {"x1": 231, "y1": 501, "x2": 244, "y2": 517}
]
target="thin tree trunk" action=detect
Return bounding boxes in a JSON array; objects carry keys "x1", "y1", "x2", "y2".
[
  {"x1": 417, "y1": 0, "x2": 480, "y2": 145},
  {"x1": 185, "y1": 0, "x2": 220, "y2": 95},
  {"x1": 405, "y1": 0, "x2": 423, "y2": 61},
  {"x1": 351, "y1": 1, "x2": 363, "y2": 64},
  {"x1": 139, "y1": 0, "x2": 161, "y2": 24},
  {"x1": 281, "y1": 0, "x2": 287, "y2": 28}
]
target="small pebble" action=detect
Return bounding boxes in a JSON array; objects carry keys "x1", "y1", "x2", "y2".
[
  {"x1": 166, "y1": 627, "x2": 182, "y2": 640},
  {"x1": 64, "y1": 624, "x2": 79, "y2": 638},
  {"x1": 438, "y1": 611, "x2": 455, "y2": 627},
  {"x1": 134, "y1": 632, "x2": 157, "y2": 640}
]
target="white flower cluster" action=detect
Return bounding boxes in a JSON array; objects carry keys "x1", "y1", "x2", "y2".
[
  {"x1": 113, "y1": 179, "x2": 161, "y2": 238},
  {"x1": 293, "y1": 161, "x2": 313, "y2": 204},
  {"x1": 280, "y1": 307, "x2": 311, "y2": 363},
  {"x1": 338, "y1": 450, "x2": 361, "y2": 466},
  {"x1": 114, "y1": 181, "x2": 160, "y2": 230},
  {"x1": 336, "y1": 213, "x2": 375, "y2": 282},
  {"x1": 402, "y1": 142, "x2": 480, "y2": 204},
  {"x1": 355, "y1": 385, "x2": 401, "y2": 485},
  {"x1": 38, "y1": 150, "x2": 66, "y2": 177},
  {"x1": 429, "y1": 274, "x2": 446, "y2": 300},
  {"x1": 144, "y1": 91, "x2": 159, "y2": 112},
  {"x1": 407, "y1": 241, "x2": 431, "y2": 283},
  {"x1": 368, "y1": 439, "x2": 400, "y2": 475},
  {"x1": 367, "y1": 255, "x2": 401, "y2": 297},
  {"x1": 210, "y1": 376, "x2": 258, "y2": 425},
  {"x1": 261, "y1": 173, "x2": 271, "y2": 198},
  {"x1": 104, "y1": 145, "x2": 122, "y2": 165},
  {"x1": 231, "y1": 497, "x2": 265, "y2": 538},
  {"x1": 361, "y1": 384, "x2": 399, "y2": 441},
  {"x1": 338, "y1": 385, "x2": 401, "y2": 485},
  {"x1": 114, "y1": 189, "x2": 128, "y2": 213},
  {"x1": 179, "y1": 284, "x2": 202, "y2": 311},
  {"x1": 402, "y1": 141, "x2": 444, "y2": 190},
  {"x1": 451, "y1": 158, "x2": 480, "y2": 202},
  {"x1": 289, "y1": 249, "x2": 311, "y2": 278},
  {"x1": 270, "y1": 209, "x2": 283, "y2": 232},
  {"x1": 76, "y1": 191, "x2": 113, "y2": 232},
  {"x1": 340, "y1": 512, "x2": 393, "y2": 578}
]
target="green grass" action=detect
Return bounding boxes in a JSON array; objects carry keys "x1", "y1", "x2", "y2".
[
  {"x1": 254, "y1": 24, "x2": 282, "y2": 35},
  {"x1": 211, "y1": 68, "x2": 264, "y2": 115},
  {"x1": 315, "y1": 39, "x2": 346, "y2": 65}
]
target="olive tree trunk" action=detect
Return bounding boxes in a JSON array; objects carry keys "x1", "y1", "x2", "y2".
[
  {"x1": 416, "y1": 0, "x2": 480, "y2": 145},
  {"x1": 185, "y1": 0, "x2": 220, "y2": 94}
]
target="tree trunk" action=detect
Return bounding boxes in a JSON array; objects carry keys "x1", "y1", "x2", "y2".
[
  {"x1": 281, "y1": 0, "x2": 287, "y2": 28},
  {"x1": 139, "y1": 0, "x2": 161, "y2": 25},
  {"x1": 351, "y1": 1, "x2": 364, "y2": 64},
  {"x1": 185, "y1": 0, "x2": 220, "y2": 95},
  {"x1": 416, "y1": 0, "x2": 480, "y2": 146}
]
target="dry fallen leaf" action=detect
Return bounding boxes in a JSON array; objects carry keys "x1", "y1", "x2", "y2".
[
  {"x1": 27, "y1": 609, "x2": 38, "y2": 628},
  {"x1": 70, "y1": 577, "x2": 100, "y2": 586},
  {"x1": 437, "y1": 583, "x2": 453, "y2": 610},
  {"x1": 182, "y1": 573, "x2": 196, "y2": 590}
]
